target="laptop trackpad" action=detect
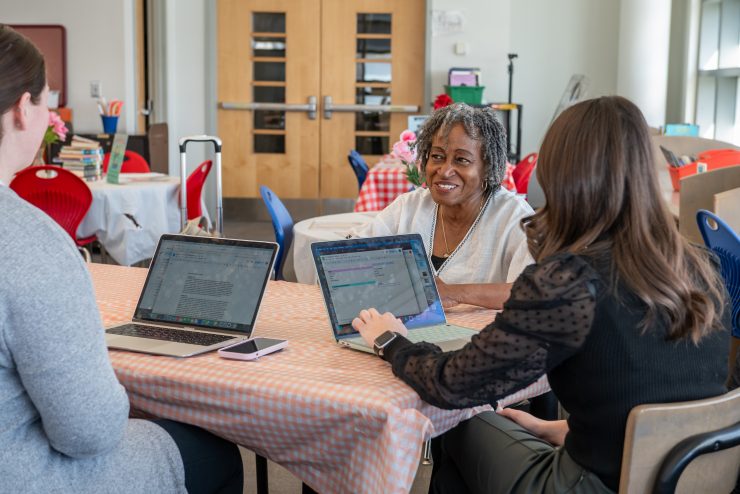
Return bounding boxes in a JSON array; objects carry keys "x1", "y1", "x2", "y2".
[{"x1": 436, "y1": 339, "x2": 469, "y2": 352}]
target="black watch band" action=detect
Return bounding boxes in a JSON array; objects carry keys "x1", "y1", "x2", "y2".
[{"x1": 373, "y1": 331, "x2": 398, "y2": 357}]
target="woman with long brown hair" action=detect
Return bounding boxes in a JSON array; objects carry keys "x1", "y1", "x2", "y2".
[{"x1": 352, "y1": 96, "x2": 732, "y2": 493}]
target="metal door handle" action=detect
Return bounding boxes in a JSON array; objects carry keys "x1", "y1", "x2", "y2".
[
  {"x1": 323, "y1": 95, "x2": 418, "y2": 119},
  {"x1": 219, "y1": 96, "x2": 317, "y2": 120}
]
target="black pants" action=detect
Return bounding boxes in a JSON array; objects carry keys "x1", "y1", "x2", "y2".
[
  {"x1": 153, "y1": 419, "x2": 244, "y2": 494},
  {"x1": 429, "y1": 411, "x2": 613, "y2": 494}
]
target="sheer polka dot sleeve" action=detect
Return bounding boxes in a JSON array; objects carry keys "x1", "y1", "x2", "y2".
[{"x1": 389, "y1": 253, "x2": 601, "y2": 409}]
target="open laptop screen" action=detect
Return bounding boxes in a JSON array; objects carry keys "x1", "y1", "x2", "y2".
[
  {"x1": 134, "y1": 235, "x2": 276, "y2": 334},
  {"x1": 312, "y1": 234, "x2": 446, "y2": 338}
]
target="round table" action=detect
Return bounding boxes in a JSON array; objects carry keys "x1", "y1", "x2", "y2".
[
  {"x1": 78, "y1": 176, "x2": 183, "y2": 266},
  {"x1": 292, "y1": 211, "x2": 379, "y2": 284}
]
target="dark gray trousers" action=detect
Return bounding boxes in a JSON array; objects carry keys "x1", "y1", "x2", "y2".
[{"x1": 430, "y1": 411, "x2": 614, "y2": 494}]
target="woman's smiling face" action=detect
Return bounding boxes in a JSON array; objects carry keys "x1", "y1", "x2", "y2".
[{"x1": 425, "y1": 123, "x2": 486, "y2": 208}]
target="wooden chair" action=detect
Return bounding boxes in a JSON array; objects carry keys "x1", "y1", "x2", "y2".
[
  {"x1": 715, "y1": 187, "x2": 740, "y2": 235},
  {"x1": 678, "y1": 165, "x2": 740, "y2": 244},
  {"x1": 619, "y1": 388, "x2": 740, "y2": 493}
]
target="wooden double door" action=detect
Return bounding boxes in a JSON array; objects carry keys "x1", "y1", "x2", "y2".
[{"x1": 217, "y1": 0, "x2": 425, "y2": 199}]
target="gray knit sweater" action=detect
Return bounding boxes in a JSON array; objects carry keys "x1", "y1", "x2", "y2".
[{"x1": 0, "y1": 186, "x2": 185, "y2": 493}]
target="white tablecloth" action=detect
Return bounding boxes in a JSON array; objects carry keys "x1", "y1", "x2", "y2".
[
  {"x1": 293, "y1": 211, "x2": 379, "y2": 284},
  {"x1": 78, "y1": 176, "x2": 182, "y2": 266}
]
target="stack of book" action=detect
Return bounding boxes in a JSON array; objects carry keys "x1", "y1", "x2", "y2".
[{"x1": 55, "y1": 135, "x2": 103, "y2": 179}]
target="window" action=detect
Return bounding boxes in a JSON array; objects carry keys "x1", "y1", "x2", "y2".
[{"x1": 695, "y1": 0, "x2": 740, "y2": 144}]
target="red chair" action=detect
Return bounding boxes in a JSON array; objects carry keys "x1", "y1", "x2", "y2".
[
  {"x1": 10, "y1": 165, "x2": 97, "y2": 261},
  {"x1": 102, "y1": 150, "x2": 151, "y2": 174},
  {"x1": 185, "y1": 160, "x2": 212, "y2": 220},
  {"x1": 512, "y1": 152, "x2": 538, "y2": 194}
]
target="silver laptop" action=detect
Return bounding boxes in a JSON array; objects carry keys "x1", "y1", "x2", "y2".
[
  {"x1": 105, "y1": 234, "x2": 278, "y2": 357},
  {"x1": 311, "y1": 234, "x2": 477, "y2": 353}
]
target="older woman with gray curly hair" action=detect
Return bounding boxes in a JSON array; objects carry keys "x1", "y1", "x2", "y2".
[{"x1": 352, "y1": 103, "x2": 533, "y2": 309}]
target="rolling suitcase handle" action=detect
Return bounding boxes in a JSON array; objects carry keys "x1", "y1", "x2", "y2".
[{"x1": 178, "y1": 135, "x2": 223, "y2": 237}]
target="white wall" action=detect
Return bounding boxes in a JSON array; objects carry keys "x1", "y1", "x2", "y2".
[
  {"x1": 161, "y1": 0, "x2": 210, "y2": 177},
  {"x1": 617, "y1": 0, "x2": 672, "y2": 127},
  {"x1": 429, "y1": 0, "x2": 621, "y2": 155},
  {"x1": 2, "y1": 0, "x2": 137, "y2": 134},
  {"x1": 509, "y1": 0, "x2": 621, "y2": 154},
  {"x1": 428, "y1": 0, "x2": 511, "y2": 105}
]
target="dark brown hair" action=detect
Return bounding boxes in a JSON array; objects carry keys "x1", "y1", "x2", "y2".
[
  {"x1": 524, "y1": 96, "x2": 724, "y2": 342},
  {"x1": 415, "y1": 103, "x2": 508, "y2": 193},
  {"x1": 0, "y1": 24, "x2": 46, "y2": 144}
]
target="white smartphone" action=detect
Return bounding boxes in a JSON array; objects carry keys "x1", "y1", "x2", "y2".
[{"x1": 217, "y1": 337, "x2": 288, "y2": 361}]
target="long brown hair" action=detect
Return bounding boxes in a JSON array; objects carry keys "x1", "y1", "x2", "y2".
[
  {"x1": 524, "y1": 96, "x2": 724, "y2": 342},
  {"x1": 0, "y1": 24, "x2": 46, "y2": 145}
]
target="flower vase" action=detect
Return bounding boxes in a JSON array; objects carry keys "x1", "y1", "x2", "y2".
[{"x1": 32, "y1": 147, "x2": 46, "y2": 166}]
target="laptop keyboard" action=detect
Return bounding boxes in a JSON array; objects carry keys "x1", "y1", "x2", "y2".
[
  {"x1": 344, "y1": 324, "x2": 476, "y2": 348},
  {"x1": 404, "y1": 324, "x2": 476, "y2": 344},
  {"x1": 107, "y1": 324, "x2": 235, "y2": 346}
]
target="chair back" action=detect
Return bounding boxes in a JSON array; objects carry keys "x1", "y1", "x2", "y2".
[
  {"x1": 102, "y1": 150, "x2": 151, "y2": 173},
  {"x1": 525, "y1": 168, "x2": 546, "y2": 210},
  {"x1": 619, "y1": 388, "x2": 740, "y2": 494},
  {"x1": 9, "y1": 166, "x2": 93, "y2": 242},
  {"x1": 348, "y1": 150, "x2": 369, "y2": 191},
  {"x1": 696, "y1": 210, "x2": 740, "y2": 338},
  {"x1": 678, "y1": 165, "x2": 740, "y2": 243},
  {"x1": 185, "y1": 160, "x2": 212, "y2": 220},
  {"x1": 259, "y1": 185, "x2": 294, "y2": 280},
  {"x1": 714, "y1": 187, "x2": 740, "y2": 234},
  {"x1": 512, "y1": 152, "x2": 537, "y2": 194}
]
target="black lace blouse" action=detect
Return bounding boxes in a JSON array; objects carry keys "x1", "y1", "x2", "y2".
[
  {"x1": 382, "y1": 252, "x2": 731, "y2": 491},
  {"x1": 382, "y1": 253, "x2": 600, "y2": 409}
]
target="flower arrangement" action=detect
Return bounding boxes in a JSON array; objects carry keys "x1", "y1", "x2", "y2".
[
  {"x1": 33, "y1": 111, "x2": 68, "y2": 165},
  {"x1": 391, "y1": 130, "x2": 423, "y2": 187},
  {"x1": 45, "y1": 111, "x2": 68, "y2": 146}
]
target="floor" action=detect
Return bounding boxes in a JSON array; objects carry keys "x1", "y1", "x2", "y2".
[{"x1": 239, "y1": 448, "x2": 433, "y2": 494}]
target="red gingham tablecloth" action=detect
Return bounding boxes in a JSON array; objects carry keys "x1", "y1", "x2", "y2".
[
  {"x1": 354, "y1": 165, "x2": 517, "y2": 213},
  {"x1": 91, "y1": 263, "x2": 549, "y2": 494}
]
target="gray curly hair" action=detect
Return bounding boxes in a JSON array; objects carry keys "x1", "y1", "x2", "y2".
[{"x1": 415, "y1": 103, "x2": 508, "y2": 193}]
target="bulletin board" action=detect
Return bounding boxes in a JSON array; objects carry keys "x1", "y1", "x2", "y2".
[{"x1": 10, "y1": 25, "x2": 67, "y2": 107}]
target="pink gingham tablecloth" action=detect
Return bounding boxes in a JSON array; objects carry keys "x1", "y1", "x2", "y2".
[
  {"x1": 354, "y1": 165, "x2": 517, "y2": 213},
  {"x1": 354, "y1": 168, "x2": 411, "y2": 212},
  {"x1": 90, "y1": 263, "x2": 549, "y2": 494}
]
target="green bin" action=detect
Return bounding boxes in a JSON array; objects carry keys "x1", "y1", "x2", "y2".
[{"x1": 445, "y1": 85, "x2": 485, "y2": 105}]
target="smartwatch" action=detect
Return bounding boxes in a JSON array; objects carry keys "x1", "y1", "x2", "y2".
[{"x1": 373, "y1": 331, "x2": 398, "y2": 357}]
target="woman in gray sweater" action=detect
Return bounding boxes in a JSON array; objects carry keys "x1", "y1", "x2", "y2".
[{"x1": 0, "y1": 25, "x2": 243, "y2": 493}]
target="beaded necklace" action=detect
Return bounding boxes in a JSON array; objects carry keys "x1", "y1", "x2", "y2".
[{"x1": 429, "y1": 192, "x2": 492, "y2": 275}]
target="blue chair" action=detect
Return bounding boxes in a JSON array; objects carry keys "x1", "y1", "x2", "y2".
[
  {"x1": 696, "y1": 210, "x2": 740, "y2": 338},
  {"x1": 348, "y1": 150, "x2": 369, "y2": 191},
  {"x1": 260, "y1": 185, "x2": 294, "y2": 280}
]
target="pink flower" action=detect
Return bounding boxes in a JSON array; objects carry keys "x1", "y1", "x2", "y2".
[
  {"x1": 400, "y1": 130, "x2": 416, "y2": 142},
  {"x1": 48, "y1": 111, "x2": 67, "y2": 141},
  {"x1": 392, "y1": 139, "x2": 415, "y2": 164}
]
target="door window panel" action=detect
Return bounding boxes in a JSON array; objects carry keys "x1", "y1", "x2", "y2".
[
  {"x1": 253, "y1": 86, "x2": 285, "y2": 103},
  {"x1": 254, "y1": 135, "x2": 285, "y2": 153},
  {"x1": 253, "y1": 37, "x2": 286, "y2": 58},
  {"x1": 355, "y1": 136, "x2": 389, "y2": 155},
  {"x1": 357, "y1": 13, "x2": 391, "y2": 34},
  {"x1": 254, "y1": 62, "x2": 286, "y2": 82},
  {"x1": 253, "y1": 13, "x2": 286, "y2": 33},
  {"x1": 356, "y1": 39, "x2": 391, "y2": 59}
]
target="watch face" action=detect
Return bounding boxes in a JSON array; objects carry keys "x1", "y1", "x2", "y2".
[{"x1": 375, "y1": 331, "x2": 396, "y2": 347}]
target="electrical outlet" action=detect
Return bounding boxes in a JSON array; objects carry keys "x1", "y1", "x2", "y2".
[{"x1": 90, "y1": 80, "x2": 102, "y2": 99}]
